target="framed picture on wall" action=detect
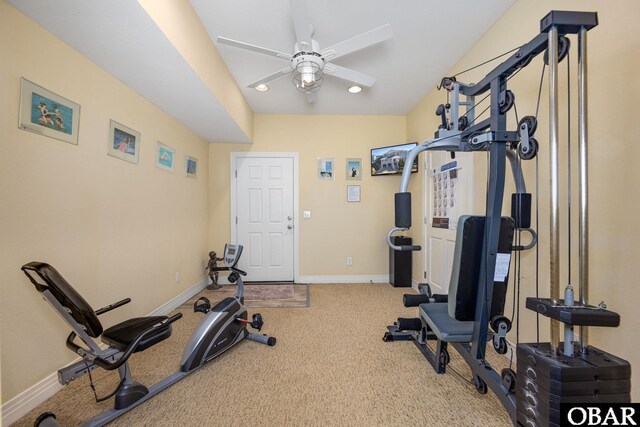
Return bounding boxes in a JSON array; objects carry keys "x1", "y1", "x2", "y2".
[
  {"x1": 318, "y1": 157, "x2": 335, "y2": 180},
  {"x1": 346, "y1": 158, "x2": 362, "y2": 181},
  {"x1": 18, "y1": 77, "x2": 81, "y2": 145},
  {"x1": 185, "y1": 155, "x2": 198, "y2": 178},
  {"x1": 108, "y1": 120, "x2": 140, "y2": 164},
  {"x1": 156, "y1": 141, "x2": 175, "y2": 172},
  {"x1": 347, "y1": 185, "x2": 361, "y2": 202}
]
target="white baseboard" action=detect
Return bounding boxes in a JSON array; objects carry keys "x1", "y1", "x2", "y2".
[
  {"x1": 1, "y1": 278, "x2": 208, "y2": 427},
  {"x1": 147, "y1": 278, "x2": 208, "y2": 316},
  {"x1": 297, "y1": 274, "x2": 388, "y2": 284},
  {"x1": 1, "y1": 373, "x2": 61, "y2": 427}
]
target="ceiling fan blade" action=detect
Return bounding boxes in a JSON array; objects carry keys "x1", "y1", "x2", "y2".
[
  {"x1": 217, "y1": 36, "x2": 292, "y2": 60},
  {"x1": 289, "y1": 0, "x2": 313, "y2": 51},
  {"x1": 307, "y1": 93, "x2": 317, "y2": 104},
  {"x1": 324, "y1": 64, "x2": 376, "y2": 87},
  {"x1": 321, "y1": 24, "x2": 393, "y2": 61},
  {"x1": 246, "y1": 67, "x2": 293, "y2": 88}
]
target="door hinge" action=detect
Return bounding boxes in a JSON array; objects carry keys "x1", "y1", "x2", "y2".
[
  {"x1": 235, "y1": 216, "x2": 238, "y2": 224},
  {"x1": 424, "y1": 271, "x2": 427, "y2": 279},
  {"x1": 235, "y1": 170, "x2": 237, "y2": 178}
]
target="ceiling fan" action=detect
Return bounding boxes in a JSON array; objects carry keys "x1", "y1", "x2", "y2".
[{"x1": 216, "y1": 0, "x2": 393, "y2": 102}]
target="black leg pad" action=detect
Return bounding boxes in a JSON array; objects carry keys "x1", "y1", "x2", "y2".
[{"x1": 396, "y1": 317, "x2": 422, "y2": 331}]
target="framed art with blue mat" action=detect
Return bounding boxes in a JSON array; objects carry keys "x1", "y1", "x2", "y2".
[
  {"x1": 18, "y1": 77, "x2": 80, "y2": 145},
  {"x1": 185, "y1": 155, "x2": 198, "y2": 178},
  {"x1": 156, "y1": 141, "x2": 175, "y2": 172},
  {"x1": 108, "y1": 120, "x2": 140, "y2": 164}
]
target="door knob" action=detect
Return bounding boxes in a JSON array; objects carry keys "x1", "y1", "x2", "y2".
[
  {"x1": 287, "y1": 216, "x2": 292, "y2": 220},
  {"x1": 287, "y1": 225, "x2": 293, "y2": 230}
]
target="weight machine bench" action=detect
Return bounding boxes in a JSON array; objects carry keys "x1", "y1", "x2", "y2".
[{"x1": 385, "y1": 215, "x2": 515, "y2": 388}]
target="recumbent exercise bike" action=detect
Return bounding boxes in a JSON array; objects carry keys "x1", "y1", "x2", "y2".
[{"x1": 23, "y1": 243, "x2": 275, "y2": 427}]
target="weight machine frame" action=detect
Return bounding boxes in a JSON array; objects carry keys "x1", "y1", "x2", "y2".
[{"x1": 386, "y1": 11, "x2": 599, "y2": 423}]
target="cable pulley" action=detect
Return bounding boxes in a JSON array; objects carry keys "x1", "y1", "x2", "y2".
[
  {"x1": 517, "y1": 115, "x2": 539, "y2": 160},
  {"x1": 518, "y1": 115, "x2": 538, "y2": 136},
  {"x1": 499, "y1": 90, "x2": 515, "y2": 114},
  {"x1": 543, "y1": 35, "x2": 570, "y2": 65}
]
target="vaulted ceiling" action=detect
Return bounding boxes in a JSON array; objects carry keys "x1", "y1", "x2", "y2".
[{"x1": 9, "y1": 0, "x2": 516, "y2": 142}]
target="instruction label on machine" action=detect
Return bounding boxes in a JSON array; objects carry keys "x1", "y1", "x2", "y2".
[
  {"x1": 494, "y1": 253, "x2": 512, "y2": 282},
  {"x1": 432, "y1": 161, "x2": 458, "y2": 229}
]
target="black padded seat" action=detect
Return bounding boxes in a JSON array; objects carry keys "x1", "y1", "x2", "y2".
[
  {"x1": 418, "y1": 215, "x2": 515, "y2": 344},
  {"x1": 419, "y1": 303, "x2": 474, "y2": 342},
  {"x1": 101, "y1": 316, "x2": 172, "y2": 352}
]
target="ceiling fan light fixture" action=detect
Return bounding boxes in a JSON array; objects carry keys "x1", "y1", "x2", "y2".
[
  {"x1": 348, "y1": 85, "x2": 362, "y2": 94},
  {"x1": 292, "y1": 58, "x2": 323, "y2": 94},
  {"x1": 255, "y1": 84, "x2": 269, "y2": 92}
]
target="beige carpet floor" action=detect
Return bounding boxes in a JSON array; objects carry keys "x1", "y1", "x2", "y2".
[{"x1": 12, "y1": 284, "x2": 511, "y2": 427}]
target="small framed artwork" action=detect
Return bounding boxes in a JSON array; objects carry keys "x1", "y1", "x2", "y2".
[
  {"x1": 185, "y1": 155, "x2": 198, "y2": 178},
  {"x1": 108, "y1": 120, "x2": 140, "y2": 164},
  {"x1": 18, "y1": 77, "x2": 81, "y2": 145},
  {"x1": 346, "y1": 158, "x2": 362, "y2": 181},
  {"x1": 156, "y1": 141, "x2": 175, "y2": 172},
  {"x1": 318, "y1": 158, "x2": 335, "y2": 180},
  {"x1": 347, "y1": 185, "x2": 361, "y2": 202}
]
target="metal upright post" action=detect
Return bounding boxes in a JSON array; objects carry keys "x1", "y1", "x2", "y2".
[
  {"x1": 548, "y1": 26, "x2": 561, "y2": 354},
  {"x1": 578, "y1": 27, "x2": 589, "y2": 354}
]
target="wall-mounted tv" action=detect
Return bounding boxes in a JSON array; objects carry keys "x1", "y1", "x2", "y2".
[{"x1": 371, "y1": 142, "x2": 419, "y2": 176}]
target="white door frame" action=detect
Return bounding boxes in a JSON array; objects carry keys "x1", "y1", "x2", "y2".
[{"x1": 230, "y1": 152, "x2": 300, "y2": 282}]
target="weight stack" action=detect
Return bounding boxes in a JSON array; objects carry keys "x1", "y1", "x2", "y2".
[{"x1": 516, "y1": 342, "x2": 631, "y2": 427}]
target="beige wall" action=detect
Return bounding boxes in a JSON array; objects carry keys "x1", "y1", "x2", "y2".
[
  {"x1": 138, "y1": 0, "x2": 253, "y2": 142},
  {"x1": 209, "y1": 114, "x2": 406, "y2": 277},
  {"x1": 0, "y1": 3, "x2": 210, "y2": 402},
  {"x1": 407, "y1": 0, "x2": 640, "y2": 395}
]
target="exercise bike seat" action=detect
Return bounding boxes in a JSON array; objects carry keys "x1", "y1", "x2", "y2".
[
  {"x1": 21, "y1": 261, "x2": 174, "y2": 353},
  {"x1": 101, "y1": 317, "x2": 173, "y2": 352}
]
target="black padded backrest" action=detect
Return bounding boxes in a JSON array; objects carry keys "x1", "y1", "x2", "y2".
[
  {"x1": 21, "y1": 262, "x2": 103, "y2": 337},
  {"x1": 447, "y1": 216, "x2": 515, "y2": 322}
]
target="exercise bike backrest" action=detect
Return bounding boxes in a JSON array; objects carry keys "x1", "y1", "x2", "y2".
[{"x1": 22, "y1": 262, "x2": 105, "y2": 338}]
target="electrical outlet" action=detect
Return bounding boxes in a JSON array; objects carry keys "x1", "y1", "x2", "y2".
[
  {"x1": 303, "y1": 210, "x2": 311, "y2": 219},
  {"x1": 346, "y1": 257, "x2": 352, "y2": 266},
  {"x1": 175, "y1": 272, "x2": 180, "y2": 282}
]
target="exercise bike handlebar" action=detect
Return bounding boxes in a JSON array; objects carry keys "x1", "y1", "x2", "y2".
[
  {"x1": 66, "y1": 313, "x2": 183, "y2": 371},
  {"x1": 95, "y1": 298, "x2": 131, "y2": 316},
  {"x1": 210, "y1": 266, "x2": 247, "y2": 276},
  {"x1": 232, "y1": 267, "x2": 247, "y2": 276}
]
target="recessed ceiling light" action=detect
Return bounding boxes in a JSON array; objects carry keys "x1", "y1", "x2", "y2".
[
  {"x1": 348, "y1": 85, "x2": 362, "y2": 94},
  {"x1": 255, "y1": 84, "x2": 269, "y2": 92}
]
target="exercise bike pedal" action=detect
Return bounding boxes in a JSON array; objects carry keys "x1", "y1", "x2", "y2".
[
  {"x1": 249, "y1": 313, "x2": 264, "y2": 331},
  {"x1": 193, "y1": 297, "x2": 211, "y2": 314}
]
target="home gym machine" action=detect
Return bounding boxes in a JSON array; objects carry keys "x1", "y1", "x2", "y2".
[
  {"x1": 22, "y1": 243, "x2": 275, "y2": 427},
  {"x1": 383, "y1": 11, "x2": 631, "y2": 426}
]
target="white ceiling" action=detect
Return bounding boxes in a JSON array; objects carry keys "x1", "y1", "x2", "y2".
[
  {"x1": 9, "y1": 0, "x2": 516, "y2": 142},
  {"x1": 191, "y1": 0, "x2": 516, "y2": 114}
]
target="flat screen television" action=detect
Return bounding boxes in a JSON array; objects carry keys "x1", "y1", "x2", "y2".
[{"x1": 370, "y1": 142, "x2": 419, "y2": 176}]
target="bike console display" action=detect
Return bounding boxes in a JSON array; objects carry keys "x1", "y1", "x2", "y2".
[{"x1": 223, "y1": 244, "x2": 243, "y2": 268}]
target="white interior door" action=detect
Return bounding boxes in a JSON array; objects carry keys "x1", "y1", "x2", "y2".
[
  {"x1": 234, "y1": 155, "x2": 295, "y2": 281},
  {"x1": 423, "y1": 152, "x2": 474, "y2": 294}
]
